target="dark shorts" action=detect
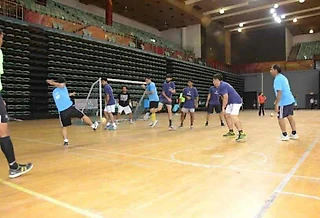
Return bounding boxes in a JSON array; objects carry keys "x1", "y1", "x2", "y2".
[
  {"x1": 59, "y1": 106, "x2": 84, "y2": 127},
  {"x1": 149, "y1": 101, "x2": 159, "y2": 109},
  {"x1": 278, "y1": 103, "x2": 294, "y2": 119},
  {"x1": 0, "y1": 93, "x2": 8, "y2": 123},
  {"x1": 207, "y1": 104, "x2": 222, "y2": 114}
]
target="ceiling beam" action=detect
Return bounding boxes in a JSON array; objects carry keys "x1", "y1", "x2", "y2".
[
  {"x1": 204, "y1": 2, "x2": 249, "y2": 16},
  {"x1": 224, "y1": 6, "x2": 320, "y2": 28},
  {"x1": 230, "y1": 12, "x2": 320, "y2": 32},
  {"x1": 211, "y1": 0, "x2": 297, "y2": 20},
  {"x1": 185, "y1": 0, "x2": 203, "y2": 5}
]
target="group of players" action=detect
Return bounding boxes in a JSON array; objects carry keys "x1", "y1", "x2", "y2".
[{"x1": 0, "y1": 25, "x2": 298, "y2": 179}]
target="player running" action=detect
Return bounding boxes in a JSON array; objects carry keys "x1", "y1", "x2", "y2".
[{"x1": 141, "y1": 76, "x2": 159, "y2": 127}]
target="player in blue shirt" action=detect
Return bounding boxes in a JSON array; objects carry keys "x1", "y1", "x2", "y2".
[
  {"x1": 101, "y1": 78, "x2": 117, "y2": 130},
  {"x1": 213, "y1": 74, "x2": 246, "y2": 142},
  {"x1": 180, "y1": 79, "x2": 199, "y2": 129},
  {"x1": 205, "y1": 85, "x2": 225, "y2": 127},
  {"x1": 270, "y1": 64, "x2": 298, "y2": 141},
  {"x1": 47, "y1": 77, "x2": 99, "y2": 146},
  {"x1": 142, "y1": 76, "x2": 159, "y2": 127},
  {"x1": 157, "y1": 74, "x2": 176, "y2": 130}
]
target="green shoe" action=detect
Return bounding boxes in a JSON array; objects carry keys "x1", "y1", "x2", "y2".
[
  {"x1": 223, "y1": 131, "x2": 236, "y2": 137},
  {"x1": 236, "y1": 133, "x2": 247, "y2": 142}
]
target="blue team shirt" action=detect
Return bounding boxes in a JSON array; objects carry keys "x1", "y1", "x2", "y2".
[
  {"x1": 53, "y1": 86, "x2": 73, "y2": 112},
  {"x1": 218, "y1": 81, "x2": 242, "y2": 104},
  {"x1": 104, "y1": 84, "x2": 116, "y2": 105},
  {"x1": 160, "y1": 81, "x2": 175, "y2": 100},
  {"x1": 183, "y1": 87, "x2": 199, "y2": 109},
  {"x1": 273, "y1": 74, "x2": 295, "y2": 106},
  {"x1": 209, "y1": 86, "x2": 220, "y2": 105},
  {"x1": 147, "y1": 82, "x2": 159, "y2": 102}
]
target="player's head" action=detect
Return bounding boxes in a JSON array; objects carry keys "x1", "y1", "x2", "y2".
[
  {"x1": 145, "y1": 76, "x2": 152, "y2": 84},
  {"x1": 187, "y1": 79, "x2": 193, "y2": 87},
  {"x1": 122, "y1": 86, "x2": 127, "y2": 92},
  {"x1": 270, "y1": 64, "x2": 281, "y2": 77},
  {"x1": 166, "y1": 74, "x2": 172, "y2": 82},
  {"x1": 101, "y1": 78, "x2": 108, "y2": 85},
  {"x1": 259, "y1": 92, "x2": 263, "y2": 96},
  {"x1": 212, "y1": 74, "x2": 223, "y2": 88},
  {"x1": 57, "y1": 76, "x2": 66, "y2": 84},
  {"x1": 0, "y1": 28, "x2": 3, "y2": 48}
]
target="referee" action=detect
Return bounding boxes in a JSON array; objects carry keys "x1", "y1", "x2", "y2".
[{"x1": 0, "y1": 28, "x2": 33, "y2": 178}]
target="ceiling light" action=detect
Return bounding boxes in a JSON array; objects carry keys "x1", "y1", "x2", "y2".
[
  {"x1": 274, "y1": 4, "x2": 279, "y2": 8},
  {"x1": 238, "y1": 28, "x2": 242, "y2": 32},
  {"x1": 275, "y1": 17, "x2": 282, "y2": 23},
  {"x1": 273, "y1": 13, "x2": 278, "y2": 18},
  {"x1": 270, "y1": 8, "x2": 276, "y2": 14},
  {"x1": 299, "y1": 0, "x2": 305, "y2": 3},
  {"x1": 309, "y1": 29, "x2": 314, "y2": 34},
  {"x1": 293, "y1": 18, "x2": 298, "y2": 22},
  {"x1": 219, "y1": 8, "x2": 225, "y2": 14},
  {"x1": 239, "y1": 23, "x2": 244, "y2": 27},
  {"x1": 281, "y1": 14, "x2": 286, "y2": 19}
]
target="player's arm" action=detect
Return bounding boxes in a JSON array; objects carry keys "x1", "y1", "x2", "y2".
[
  {"x1": 222, "y1": 94, "x2": 228, "y2": 111},
  {"x1": 105, "y1": 94, "x2": 110, "y2": 105},
  {"x1": 194, "y1": 88, "x2": 199, "y2": 108},
  {"x1": 170, "y1": 84, "x2": 176, "y2": 94},
  {"x1": 69, "y1": 92, "x2": 76, "y2": 97},
  {"x1": 206, "y1": 93, "x2": 211, "y2": 107},
  {"x1": 46, "y1": 79, "x2": 65, "y2": 88},
  {"x1": 274, "y1": 90, "x2": 282, "y2": 113}
]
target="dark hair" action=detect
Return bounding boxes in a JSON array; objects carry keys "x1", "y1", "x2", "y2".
[
  {"x1": 57, "y1": 77, "x2": 66, "y2": 83},
  {"x1": 258, "y1": 92, "x2": 262, "y2": 96},
  {"x1": 122, "y1": 85, "x2": 127, "y2": 89},
  {"x1": 0, "y1": 28, "x2": 3, "y2": 35},
  {"x1": 213, "y1": 73, "x2": 223, "y2": 81},
  {"x1": 188, "y1": 79, "x2": 193, "y2": 83},
  {"x1": 145, "y1": 76, "x2": 151, "y2": 80},
  {"x1": 166, "y1": 74, "x2": 172, "y2": 78},
  {"x1": 272, "y1": 64, "x2": 281, "y2": 73},
  {"x1": 101, "y1": 78, "x2": 108, "y2": 82}
]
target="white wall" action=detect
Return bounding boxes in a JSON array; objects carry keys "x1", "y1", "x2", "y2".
[
  {"x1": 54, "y1": 0, "x2": 161, "y2": 37},
  {"x1": 160, "y1": 28, "x2": 182, "y2": 46},
  {"x1": 184, "y1": 24, "x2": 201, "y2": 58},
  {"x1": 293, "y1": 32, "x2": 320, "y2": 45},
  {"x1": 285, "y1": 27, "x2": 293, "y2": 60}
]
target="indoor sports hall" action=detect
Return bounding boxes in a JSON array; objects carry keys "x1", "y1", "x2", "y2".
[{"x1": 0, "y1": 0, "x2": 320, "y2": 217}]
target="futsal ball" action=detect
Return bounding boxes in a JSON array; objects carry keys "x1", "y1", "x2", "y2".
[
  {"x1": 101, "y1": 117, "x2": 107, "y2": 123},
  {"x1": 270, "y1": 113, "x2": 274, "y2": 117}
]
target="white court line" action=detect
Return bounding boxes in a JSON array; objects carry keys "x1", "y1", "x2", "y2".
[
  {"x1": 254, "y1": 134, "x2": 320, "y2": 218},
  {"x1": 0, "y1": 179, "x2": 103, "y2": 218},
  {"x1": 281, "y1": 191, "x2": 320, "y2": 201}
]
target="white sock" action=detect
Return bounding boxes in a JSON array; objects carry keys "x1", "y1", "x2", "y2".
[
  {"x1": 106, "y1": 122, "x2": 110, "y2": 126},
  {"x1": 112, "y1": 123, "x2": 116, "y2": 127},
  {"x1": 64, "y1": 139, "x2": 69, "y2": 143}
]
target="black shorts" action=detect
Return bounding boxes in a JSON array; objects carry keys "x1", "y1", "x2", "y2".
[
  {"x1": 0, "y1": 93, "x2": 8, "y2": 123},
  {"x1": 207, "y1": 104, "x2": 222, "y2": 114},
  {"x1": 59, "y1": 106, "x2": 84, "y2": 127},
  {"x1": 278, "y1": 103, "x2": 294, "y2": 119},
  {"x1": 149, "y1": 101, "x2": 159, "y2": 109}
]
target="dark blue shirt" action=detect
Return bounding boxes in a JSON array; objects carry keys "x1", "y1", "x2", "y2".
[
  {"x1": 218, "y1": 82, "x2": 242, "y2": 104},
  {"x1": 183, "y1": 87, "x2": 199, "y2": 109},
  {"x1": 104, "y1": 84, "x2": 115, "y2": 105},
  {"x1": 209, "y1": 86, "x2": 220, "y2": 105}
]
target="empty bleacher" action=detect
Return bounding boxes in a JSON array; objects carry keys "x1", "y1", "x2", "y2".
[{"x1": 296, "y1": 41, "x2": 320, "y2": 60}]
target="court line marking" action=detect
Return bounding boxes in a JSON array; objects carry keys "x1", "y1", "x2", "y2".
[
  {"x1": 0, "y1": 179, "x2": 104, "y2": 218},
  {"x1": 281, "y1": 191, "x2": 320, "y2": 201},
  {"x1": 254, "y1": 134, "x2": 320, "y2": 218}
]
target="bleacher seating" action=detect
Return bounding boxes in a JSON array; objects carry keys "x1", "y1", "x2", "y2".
[{"x1": 296, "y1": 41, "x2": 320, "y2": 60}]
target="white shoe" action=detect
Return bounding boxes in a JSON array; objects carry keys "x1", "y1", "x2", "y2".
[
  {"x1": 168, "y1": 126, "x2": 176, "y2": 131},
  {"x1": 92, "y1": 121, "x2": 99, "y2": 130},
  {"x1": 149, "y1": 122, "x2": 153, "y2": 126},
  {"x1": 281, "y1": 135, "x2": 290, "y2": 141},
  {"x1": 151, "y1": 120, "x2": 158, "y2": 127},
  {"x1": 290, "y1": 134, "x2": 299, "y2": 140}
]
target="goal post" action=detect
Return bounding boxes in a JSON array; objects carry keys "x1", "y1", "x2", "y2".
[{"x1": 75, "y1": 78, "x2": 147, "y2": 124}]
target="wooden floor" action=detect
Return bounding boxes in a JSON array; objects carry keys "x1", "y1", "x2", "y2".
[{"x1": 1, "y1": 110, "x2": 320, "y2": 218}]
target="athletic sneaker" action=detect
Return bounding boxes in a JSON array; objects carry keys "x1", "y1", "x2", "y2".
[
  {"x1": 190, "y1": 125, "x2": 194, "y2": 129},
  {"x1": 281, "y1": 135, "x2": 290, "y2": 141},
  {"x1": 9, "y1": 163, "x2": 33, "y2": 179},
  {"x1": 149, "y1": 122, "x2": 153, "y2": 126},
  {"x1": 169, "y1": 126, "x2": 175, "y2": 131},
  {"x1": 179, "y1": 124, "x2": 183, "y2": 128},
  {"x1": 205, "y1": 122, "x2": 208, "y2": 126},
  {"x1": 236, "y1": 133, "x2": 246, "y2": 142},
  {"x1": 221, "y1": 123, "x2": 225, "y2": 127},
  {"x1": 130, "y1": 120, "x2": 134, "y2": 124},
  {"x1": 92, "y1": 121, "x2": 99, "y2": 130},
  {"x1": 223, "y1": 131, "x2": 236, "y2": 137},
  {"x1": 63, "y1": 141, "x2": 69, "y2": 146},
  {"x1": 151, "y1": 120, "x2": 158, "y2": 127},
  {"x1": 104, "y1": 123, "x2": 111, "y2": 130},
  {"x1": 290, "y1": 134, "x2": 299, "y2": 140}
]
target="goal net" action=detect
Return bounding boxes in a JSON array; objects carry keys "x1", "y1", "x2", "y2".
[{"x1": 73, "y1": 78, "x2": 147, "y2": 125}]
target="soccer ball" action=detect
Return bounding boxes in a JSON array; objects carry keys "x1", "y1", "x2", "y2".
[
  {"x1": 100, "y1": 117, "x2": 107, "y2": 123},
  {"x1": 270, "y1": 113, "x2": 274, "y2": 117}
]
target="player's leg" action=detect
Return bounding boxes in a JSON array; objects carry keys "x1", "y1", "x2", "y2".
[
  {"x1": 117, "y1": 106, "x2": 125, "y2": 124},
  {"x1": 166, "y1": 104, "x2": 174, "y2": 129},
  {"x1": 262, "y1": 103, "x2": 265, "y2": 116},
  {"x1": 277, "y1": 105, "x2": 289, "y2": 141},
  {"x1": 227, "y1": 104, "x2": 246, "y2": 141},
  {"x1": 104, "y1": 109, "x2": 111, "y2": 128},
  {"x1": 286, "y1": 104, "x2": 298, "y2": 140},
  {"x1": 190, "y1": 109, "x2": 195, "y2": 129},
  {"x1": 205, "y1": 105, "x2": 213, "y2": 126},
  {"x1": 215, "y1": 105, "x2": 224, "y2": 126},
  {"x1": 108, "y1": 105, "x2": 116, "y2": 129},
  {"x1": 0, "y1": 98, "x2": 33, "y2": 178},
  {"x1": 149, "y1": 102, "x2": 159, "y2": 127},
  {"x1": 59, "y1": 110, "x2": 71, "y2": 145},
  {"x1": 123, "y1": 106, "x2": 134, "y2": 123},
  {"x1": 179, "y1": 108, "x2": 187, "y2": 127},
  {"x1": 223, "y1": 105, "x2": 235, "y2": 137}
]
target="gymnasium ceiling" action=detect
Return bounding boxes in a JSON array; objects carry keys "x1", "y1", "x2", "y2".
[{"x1": 84, "y1": 0, "x2": 320, "y2": 35}]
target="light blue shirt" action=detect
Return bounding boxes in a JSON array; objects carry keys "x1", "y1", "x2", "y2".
[
  {"x1": 147, "y1": 82, "x2": 159, "y2": 102},
  {"x1": 273, "y1": 74, "x2": 295, "y2": 106},
  {"x1": 53, "y1": 86, "x2": 73, "y2": 112}
]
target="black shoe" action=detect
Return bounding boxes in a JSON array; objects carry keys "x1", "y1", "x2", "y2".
[
  {"x1": 221, "y1": 123, "x2": 225, "y2": 126},
  {"x1": 205, "y1": 122, "x2": 208, "y2": 126},
  {"x1": 179, "y1": 124, "x2": 183, "y2": 128},
  {"x1": 9, "y1": 163, "x2": 33, "y2": 179},
  {"x1": 64, "y1": 141, "x2": 69, "y2": 146}
]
